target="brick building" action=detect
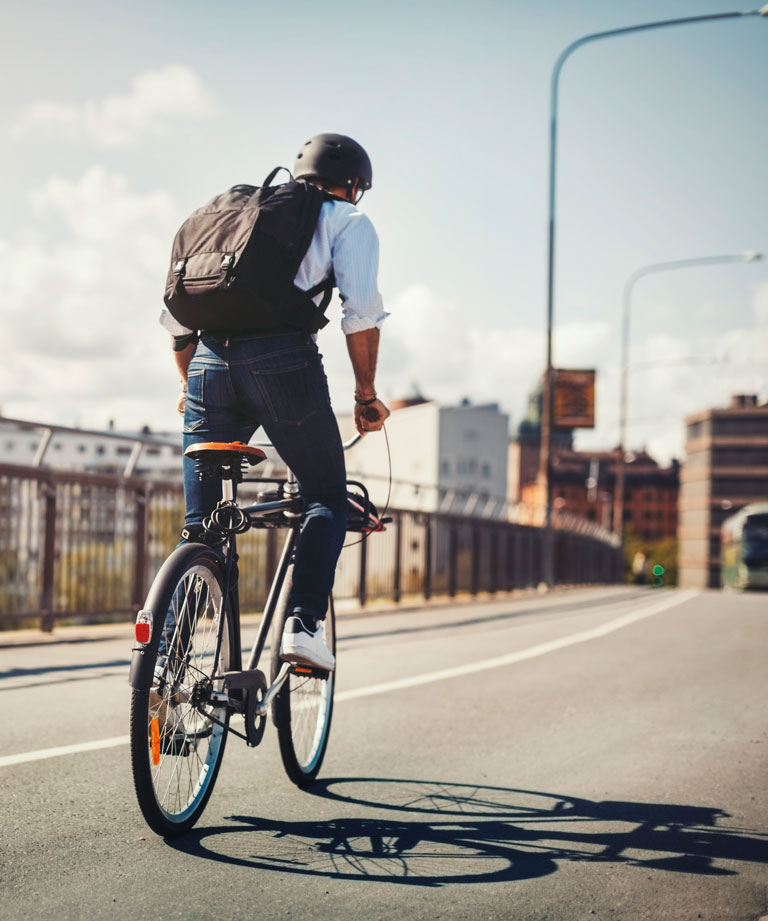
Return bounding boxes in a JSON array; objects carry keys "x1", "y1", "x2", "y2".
[
  {"x1": 516, "y1": 448, "x2": 679, "y2": 539},
  {"x1": 678, "y1": 394, "x2": 768, "y2": 589},
  {"x1": 508, "y1": 386, "x2": 679, "y2": 538}
]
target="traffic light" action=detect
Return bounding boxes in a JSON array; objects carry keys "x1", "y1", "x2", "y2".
[{"x1": 652, "y1": 563, "x2": 664, "y2": 587}]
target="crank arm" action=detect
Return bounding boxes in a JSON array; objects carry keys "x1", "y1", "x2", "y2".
[{"x1": 255, "y1": 661, "x2": 292, "y2": 717}]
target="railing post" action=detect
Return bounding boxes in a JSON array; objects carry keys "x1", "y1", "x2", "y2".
[
  {"x1": 490, "y1": 527, "x2": 499, "y2": 594},
  {"x1": 132, "y1": 486, "x2": 150, "y2": 608},
  {"x1": 423, "y1": 514, "x2": 432, "y2": 601},
  {"x1": 471, "y1": 525, "x2": 480, "y2": 596},
  {"x1": 40, "y1": 479, "x2": 57, "y2": 632},
  {"x1": 358, "y1": 528, "x2": 368, "y2": 607},
  {"x1": 393, "y1": 512, "x2": 402, "y2": 603},
  {"x1": 505, "y1": 529, "x2": 515, "y2": 591},
  {"x1": 448, "y1": 521, "x2": 458, "y2": 597}
]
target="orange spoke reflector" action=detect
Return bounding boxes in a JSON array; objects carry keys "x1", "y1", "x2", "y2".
[{"x1": 150, "y1": 718, "x2": 161, "y2": 765}]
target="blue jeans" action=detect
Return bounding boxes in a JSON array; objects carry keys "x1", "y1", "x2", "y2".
[{"x1": 182, "y1": 332, "x2": 348, "y2": 619}]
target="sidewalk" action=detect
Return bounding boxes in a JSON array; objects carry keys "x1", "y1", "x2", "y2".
[{"x1": 0, "y1": 585, "x2": 572, "y2": 648}]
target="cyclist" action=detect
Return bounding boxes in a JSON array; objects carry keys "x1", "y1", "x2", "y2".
[{"x1": 159, "y1": 133, "x2": 390, "y2": 672}]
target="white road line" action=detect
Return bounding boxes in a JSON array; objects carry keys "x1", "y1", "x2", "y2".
[
  {"x1": 336, "y1": 589, "x2": 697, "y2": 702},
  {"x1": 0, "y1": 735, "x2": 130, "y2": 767},
  {"x1": 0, "y1": 590, "x2": 696, "y2": 769}
]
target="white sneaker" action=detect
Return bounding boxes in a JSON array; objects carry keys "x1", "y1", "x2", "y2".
[
  {"x1": 280, "y1": 616, "x2": 336, "y2": 672},
  {"x1": 149, "y1": 688, "x2": 186, "y2": 738}
]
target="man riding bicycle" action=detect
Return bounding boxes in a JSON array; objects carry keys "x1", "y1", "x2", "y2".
[{"x1": 159, "y1": 133, "x2": 390, "y2": 673}]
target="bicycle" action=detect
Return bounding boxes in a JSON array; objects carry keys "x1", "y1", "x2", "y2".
[{"x1": 128, "y1": 436, "x2": 386, "y2": 837}]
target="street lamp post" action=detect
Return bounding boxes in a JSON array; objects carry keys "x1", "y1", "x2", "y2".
[
  {"x1": 613, "y1": 251, "x2": 763, "y2": 546},
  {"x1": 540, "y1": 6, "x2": 768, "y2": 588}
]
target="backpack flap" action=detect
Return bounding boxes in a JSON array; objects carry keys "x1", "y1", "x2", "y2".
[
  {"x1": 164, "y1": 178, "x2": 332, "y2": 333},
  {"x1": 172, "y1": 251, "x2": 235, "y2": 293}
]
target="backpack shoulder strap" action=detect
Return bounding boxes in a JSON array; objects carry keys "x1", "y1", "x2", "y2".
[{"x1": 261, "y1": 166, "x2": 293, "y2": 188}]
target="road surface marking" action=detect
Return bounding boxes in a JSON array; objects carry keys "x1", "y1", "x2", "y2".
[
  {"x1": 0, "y1": 735, "x2": 129, "y2": 767},
  {"x1": 0, "y1": 590, "x2": 696, "y2": 768},
  {"x1": 335, "y1": 589, "x2": 697, "y2": 702}
]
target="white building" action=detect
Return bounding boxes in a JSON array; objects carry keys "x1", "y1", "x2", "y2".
[
  {"x1": 343, "y1": 399, "x2": 509, "y2": 518},
  {"x1": 0, "y1": 419, "x2": 183, "y2": 477}
]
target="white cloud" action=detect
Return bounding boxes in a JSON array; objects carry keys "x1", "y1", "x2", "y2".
[
  {"x1": 13, "y1": 65, "x2": 216, "y2": 149},
  {"x1": 320, "y1": 282, "x2": 611, "y2": 427},
  {"x1": 576, "y1": 284, "x2": 768, "y2": 464},
  {"x1": 0, "y1": 168, "x2": 182, "y2": 429},
  {"x1": 30, "y1": 166, "x2": 175, "y2": 250}
]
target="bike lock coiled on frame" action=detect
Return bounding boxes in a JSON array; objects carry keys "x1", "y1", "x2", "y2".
[{"x1": 205, "y1": 502, "x2": 250, "y2": 535}]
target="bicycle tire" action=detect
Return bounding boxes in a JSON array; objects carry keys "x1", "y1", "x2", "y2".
[
  {"x1": 270, "y1": 565, "x2": 336, "y2": 786},
  {"x1": 130, "y1": 546, "x2": 235, "y2": 836}
]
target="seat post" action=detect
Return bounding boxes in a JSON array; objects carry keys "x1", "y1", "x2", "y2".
[{"x1": 222, "y1": 466, "x2": 235, "y2": 502}]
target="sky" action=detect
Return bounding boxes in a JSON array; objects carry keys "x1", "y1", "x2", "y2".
[{"x1": 0, "y1": 0, "x2": 766, "y2": 465}]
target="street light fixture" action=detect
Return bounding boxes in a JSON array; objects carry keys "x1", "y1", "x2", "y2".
[
  {"x1": 613, "y1": 250, "x2": 764, "y2": 545},
  {"x1": 540, "y1": 7, "x2": 768, "y2": 587}
]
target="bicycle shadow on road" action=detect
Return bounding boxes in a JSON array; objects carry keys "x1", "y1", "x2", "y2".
[{"x1": 165, "y1": 778, "x2": 768, "y2": 886}]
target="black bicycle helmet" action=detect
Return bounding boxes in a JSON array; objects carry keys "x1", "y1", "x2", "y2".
[{"x1": 293, "y1": 133, "x2": 373, "y2": 191}]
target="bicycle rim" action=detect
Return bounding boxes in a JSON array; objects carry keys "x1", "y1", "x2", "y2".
[
  {"x1": 272, "y1": 583, "x2": 336, "y2": 785},
  {"x1": 130, "y1": 554, "x2": 233, "y2": 835}
]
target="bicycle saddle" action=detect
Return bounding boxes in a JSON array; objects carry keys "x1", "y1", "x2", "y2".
[{"x1": 184, "y1": 441, "x2": 267, "y2": 466}]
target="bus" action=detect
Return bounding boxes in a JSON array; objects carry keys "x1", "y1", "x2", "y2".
[{"x1": 721, "y1": 502, "x2": 768, "y2": 590}]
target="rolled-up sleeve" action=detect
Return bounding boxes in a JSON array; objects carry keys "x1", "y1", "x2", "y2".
[
  {"x1": 332, "y1": 213, "x2": 389, "y2": 335},
  {"x1": 159, "y1": 307, "x2": 194, "y2": 336}
]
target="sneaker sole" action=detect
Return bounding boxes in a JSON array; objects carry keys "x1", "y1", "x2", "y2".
[{"x1": 280, "y1": 647, "x2": 336, "y2": 673}]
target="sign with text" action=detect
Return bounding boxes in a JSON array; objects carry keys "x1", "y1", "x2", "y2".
[{"x1": 553, "y1": 368, "x2": 596, "y2": 429}]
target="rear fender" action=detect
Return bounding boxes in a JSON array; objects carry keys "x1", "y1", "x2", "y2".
[{"x1": 129, "y1": 543, "x2": 223, "y2": 690}]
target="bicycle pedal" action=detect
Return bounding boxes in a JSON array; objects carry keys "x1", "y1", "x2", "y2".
[{"x1": 291, "y1": 664, "x2": 330, "y2": 680}]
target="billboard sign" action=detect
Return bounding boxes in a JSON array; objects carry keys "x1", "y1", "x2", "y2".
[{"x1": 553, "y1": 368, "x2": 595, "y2": 429}]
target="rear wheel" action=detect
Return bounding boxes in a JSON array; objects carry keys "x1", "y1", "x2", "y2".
[
  {"x1": 271, "y1": 566, "x2": 336, "y2": 786},
  {"x1": 130, "y1": 548, "x2": 234, "y2": 836}
]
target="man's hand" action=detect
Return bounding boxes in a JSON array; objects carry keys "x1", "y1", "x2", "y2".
[
  {"x1": 172, "y1": 340, "x2": 195, "y2": 418},
  {"x1": 354, "y1": 397, "x2": 390, "y2": 434}
]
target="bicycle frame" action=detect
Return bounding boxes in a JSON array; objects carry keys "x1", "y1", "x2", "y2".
[{"x1": 129, "y1": 431, "x2": 386, "y2": 834}]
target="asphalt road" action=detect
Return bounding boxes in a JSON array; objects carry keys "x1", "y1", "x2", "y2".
[{"x1": 1, "y1": 586, "x2": 767, "y2": 921}]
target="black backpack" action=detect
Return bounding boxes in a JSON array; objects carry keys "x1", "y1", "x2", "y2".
[{"x1": 163, "y1": 169, "x2": 335, "y2": 333}]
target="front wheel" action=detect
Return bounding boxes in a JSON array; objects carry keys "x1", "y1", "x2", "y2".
[
  {"x1": 130, "y1": 546, "x2": 235, "y2": 836},
  {"x1": 271, "y1": 566, "x2": 336, "y2": 786}
]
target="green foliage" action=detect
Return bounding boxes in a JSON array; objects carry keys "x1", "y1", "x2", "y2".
[{"x1": 624, "y1": 527, "x2": 678, "y2": 587}]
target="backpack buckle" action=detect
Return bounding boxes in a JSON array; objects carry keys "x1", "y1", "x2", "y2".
[
  {"x1": 173, "y1": 259, "x2": 186, "y2": 277},
  {"x1": 220, "y1": 254, "x2": 234, "y2": 271}
]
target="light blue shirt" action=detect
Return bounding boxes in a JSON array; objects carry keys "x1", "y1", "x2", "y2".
[{"x1": 160, "y1": 197, "x2": 388, "y2": 337}]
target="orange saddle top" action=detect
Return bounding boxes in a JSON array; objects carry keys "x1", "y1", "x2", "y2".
[{"x1": 184, "y1": 441, "x2": 267, "y2": 466}]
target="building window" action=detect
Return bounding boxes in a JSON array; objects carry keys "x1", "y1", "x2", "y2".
[
  {"x1": 440, "y1": 459, "x2": 450, "y2": 475},
  {"x1": 481, "y1": 463, "x2": 491, "y2": 479},
  {"x1": 116, "y1": 446, "x2": 131, "y2": 456},
  {"x1": 78, "y1": 444, "x2": 87, "y2": 454},
  {"x1": 96, "y1": 445, "x2": 105, "y2": 455}
]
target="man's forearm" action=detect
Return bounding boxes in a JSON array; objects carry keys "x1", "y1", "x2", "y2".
[
  {"x1": 345, "y1": 328, "x2": 380, "y2": 397},
  {"x1": 174, "y1": 343, "x2": 196, "y2": 382}
]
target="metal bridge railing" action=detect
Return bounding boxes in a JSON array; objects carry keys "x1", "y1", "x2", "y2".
[{"x1": 0, "y1": 463, "x2": 621, "y2": 631}]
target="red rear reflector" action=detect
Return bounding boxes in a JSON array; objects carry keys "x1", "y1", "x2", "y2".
[
  {"x1": 136, "y1": 623, "x2": 151, "y2": 644},
  {"x1": 294, "y1": 667, "x2": 312, "y2": 674},
  {"x1": 135, "y1": 609, "x2": 153, "y2": 645}
]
